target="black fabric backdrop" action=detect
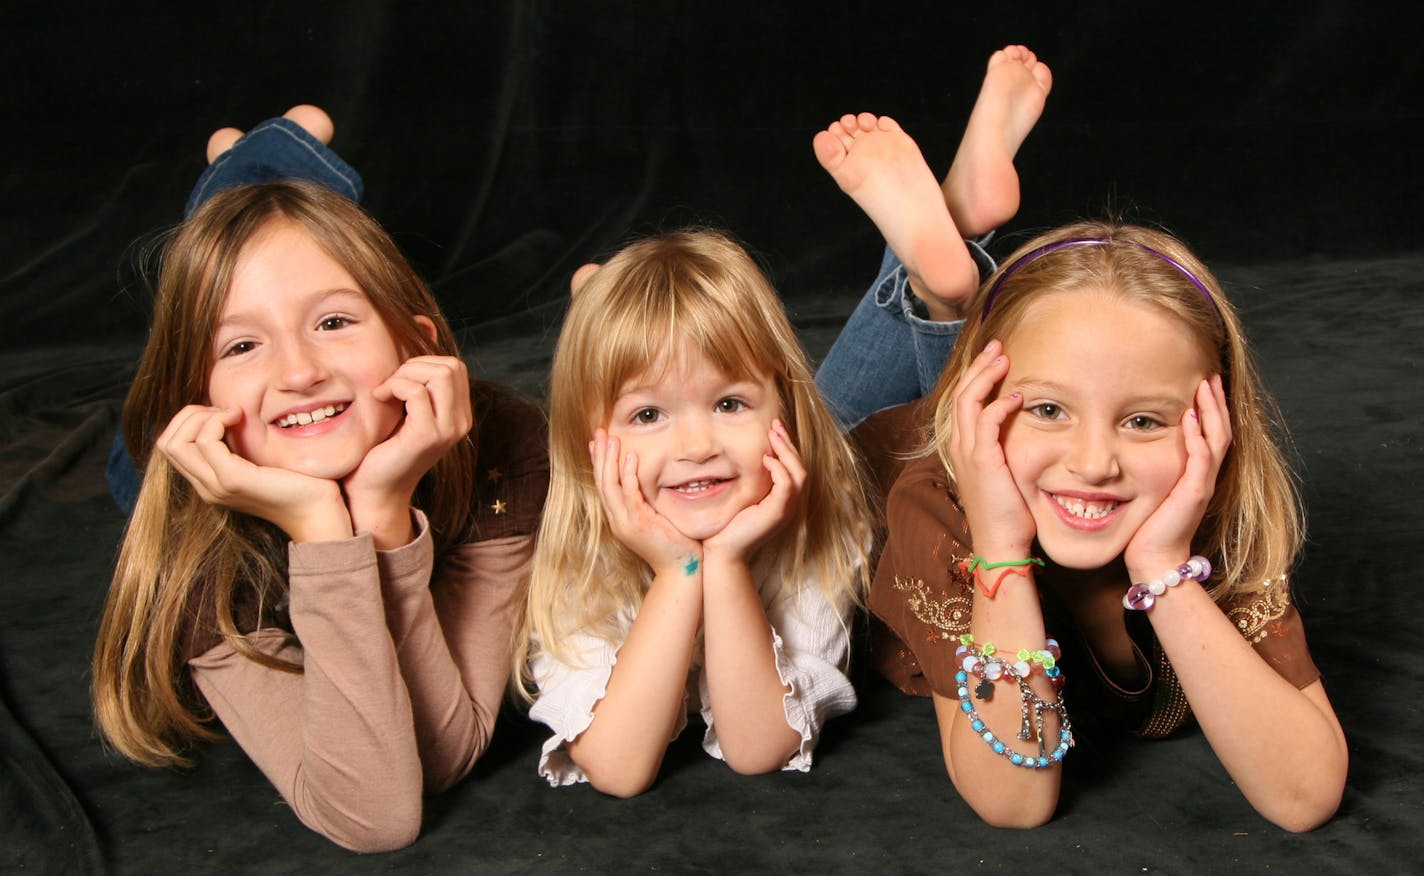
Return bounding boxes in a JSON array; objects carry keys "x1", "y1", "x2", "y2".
[{"x1": 2, "y1": 2, "x2": 1420, "y2": 872}]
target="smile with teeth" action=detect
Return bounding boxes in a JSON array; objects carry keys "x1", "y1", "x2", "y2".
[
  {"x1": 277, "y1": 403, "x2": 346, "y2": 428},
  {"x1": 672, "y1": 478, "x2": 726, "y2": 494},
  {"x1": 1053, "y1": 494, "x2": 1120, "y2": 520}
]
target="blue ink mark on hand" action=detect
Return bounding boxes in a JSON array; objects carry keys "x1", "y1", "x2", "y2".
[{"x1": 683, "y1": 555, "x2": 700, "y2": 576}]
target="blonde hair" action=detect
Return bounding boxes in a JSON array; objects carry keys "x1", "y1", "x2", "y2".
[
  {"x1": 93, "y1": 181, "x2": 477, "y2": 766},
  {"x1": 518, "y1": 229, "x2": 871, "y2": 693},
  {"x1": 929, "y1": 220, "x2": 1302, "y2": 601}
]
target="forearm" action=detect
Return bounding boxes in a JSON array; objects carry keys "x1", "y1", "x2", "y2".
[
  {"x1": 942, "y1": 569, "x2": 1061, "y2": 828},
  {"x1": 565, "y1": 570, "x2": 702, "y2": 797},
  {"x1": 191, "y1": 539, "x2": 424, "y2": 851},
  {"x1": 701, "y1": 557, "x2": 798, "y2": 774},
  {"x1": 1147, "y1": 582, "x2": 1347, "y2": 831},
  {"x1": 428, "y1": 536, "x2": 534, "y2": 779},
  {"x1": 376, "y1": 518, "x2": 486, "y2": 792}
]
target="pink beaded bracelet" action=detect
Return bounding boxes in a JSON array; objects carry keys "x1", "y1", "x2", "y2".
[{"x1": 1122, "y1": 555, "x2": 1213, "y2": 611}]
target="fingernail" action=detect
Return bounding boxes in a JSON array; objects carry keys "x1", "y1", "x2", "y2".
[
  {"x1": 1189, "y1": 410, "x2": 1199, "y2": 419},
  {"x1": 993, "y1": 356, "x2": 1005, "y2": 365}
]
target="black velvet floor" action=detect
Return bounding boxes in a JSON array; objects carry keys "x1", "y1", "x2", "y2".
[
  {"x1": 2, "y1": 253, "x2": 1421, "y2": 872},
  {"x1": 3, "y1": 2, "x2": 1421, "y2": 872}
]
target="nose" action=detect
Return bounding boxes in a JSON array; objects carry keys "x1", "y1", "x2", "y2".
[
  {"x1": 273, "y1": 338, "x2": 328, "y2": 392},
  {"x1": 674, "y1": 412, "x2": 718, "y2": 463},
  {"x1": 1064, "y1": 424, "x2": 1120, "y2": 484}
]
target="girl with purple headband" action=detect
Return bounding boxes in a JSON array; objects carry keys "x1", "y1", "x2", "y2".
[{"x1": 812, "y1": 47, "x2": 1346, "y2": 830}]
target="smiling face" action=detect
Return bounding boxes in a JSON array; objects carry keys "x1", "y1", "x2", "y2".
[
  {"x1": 603, "y1": 348, "x2": 781, "y2": 541},
  {"x1": 997, "y1": 289, "x2": 1211, "y2": 569},
  {"x1": 205, "y1": 221, "x2": 409, "y2": 480}
]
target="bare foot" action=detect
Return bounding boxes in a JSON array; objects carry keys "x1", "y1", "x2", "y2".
[
  {"x1": 282, "y1": 105, "x2": 334, "y2": 145},
  {"x1": 204, "y1": 104, "x2": 336, "y2": 164},
  {"x1": 815, "y1": 112, "x2": 978, "y2": 321},
  {"x1": 205, "y1": 127, "x2": 245, "y2": 163},
  {"x1": 942, "y1": 45, "x2": 1052, "y2": 237},
  {"x1": 570, "y1": 262, "x2": 600, "y2": 296}
]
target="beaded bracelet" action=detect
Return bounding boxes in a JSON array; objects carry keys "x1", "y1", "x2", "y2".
[
  {"x1": 956, "y1": 555, "x2": 1046, "y2": 599},
  {"x1": 1122, "y1": 555, "x2": 1213, "y2": 611},
  {"x1": 954, "y1": 639, "x2": 1073, "y2": 769},
  {"x1": 955, "y1": 634, "x2": 1065, "y2": 695}
]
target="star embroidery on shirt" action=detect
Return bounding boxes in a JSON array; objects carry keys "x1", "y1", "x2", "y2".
[
  {"x1": 491, "y1": 499, "x2": 507, "y2": 515},
  {"x1": 486, "y1": 467, "x2": 503, "y2": 483}
]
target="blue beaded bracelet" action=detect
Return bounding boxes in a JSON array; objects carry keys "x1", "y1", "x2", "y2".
[{"x1": 954, "y1": 642, "x2": 1073, "y2": 769}]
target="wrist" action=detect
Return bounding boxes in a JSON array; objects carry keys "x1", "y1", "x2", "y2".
[
  {"x1": 345, "y1": 487, "x2": 418, "y2": 546},
  {"x1": 700, "y1": 541, "x2": 753, "y2": 569},
  {"x1": 284, "y1": 494, "x2": 355, "y2": 544},
  {"x1": 351, "y1": 504, "x2": 417, "y2": 550},
  {"x1": 1123, "y1": 555, "x2": 1213, "y2": 612},
  {"x1": 971, "y1": 542, "x2": 1036, "y2": 565},
  {"x1": 651, "y1": 550, "x2": 704, "y2": 582}
]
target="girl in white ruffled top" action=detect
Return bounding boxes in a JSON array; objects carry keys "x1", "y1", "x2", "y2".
[{"x1": 517, "y1": 229, "x2": 872, "y2": 797}]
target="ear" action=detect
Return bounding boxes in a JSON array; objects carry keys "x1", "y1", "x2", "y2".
[{"x1": 413, "y1": 315, "x2": 439, "y2": 345}]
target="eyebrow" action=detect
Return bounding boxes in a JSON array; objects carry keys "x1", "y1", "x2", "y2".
[
  {"x1": 216, "y1": 287, "x2": 367, "y2": 332},
  {"x1": 1011, "y1": 378, "x2": 1189, "y2": 410}
]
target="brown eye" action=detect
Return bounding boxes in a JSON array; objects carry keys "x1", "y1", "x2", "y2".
[{"x1": 221, "y1": 340, "x2": 256, "y2": 358}]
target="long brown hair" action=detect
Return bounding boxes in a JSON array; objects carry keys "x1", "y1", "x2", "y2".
[
  {"x1": 94, "y1": 181, "x2": 477, "y2": 766},
  {"x1": 930, "y1": 220, "x2": 1302, "y2": 600},
  {"x1": 517, "y1": 229, "x2": 871, "y2": 693}
]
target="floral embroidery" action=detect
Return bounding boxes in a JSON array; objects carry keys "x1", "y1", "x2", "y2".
[
  {"x1": 1226, "y1": 574, "x2": 1291, "y2": 644},
  {"x1": 893, "y1": 575, "x2": 972, "y2": 641}
]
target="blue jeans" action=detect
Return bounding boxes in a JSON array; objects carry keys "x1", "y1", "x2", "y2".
[
  {"x1": 106, "y1": 119, "x2": 364, "y2": 512},
  {"x1": 814, "y1": 239, "x2": 996, "y2": 430}
]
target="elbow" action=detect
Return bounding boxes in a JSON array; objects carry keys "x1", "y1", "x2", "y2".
[
  {"x1": 336, "y1": 821, "x2": 422, "y2": 854},
  {"x1": 584, "y1": 767, "x2": 656, "y2": 799},
  {"x1": 296, "y1": 776, "x2": 424, "y2": 853},
  {"x1": 1261, "y1": 796, "x2": 1342, "y2": 834},
  {"x1": 1253, "y1": 744, "x2": 1347, "y2": 833},
  {"x1": 967, "y1": 798, "x2": 1056, "y2": 830},
  {"x1": 1257, "y1": 782, "x2": 1345, "y2": 834},
  {"x1": 573, "y1": 749, "x2": 658, "y2": 798},
  {"x1": 321, "y1": 804, "x2": 423, "y2": 853},
  {"x1": 943, "y1": 751, "x2": 1057, "y2": 829},
  {"x1": 722, "y1": 739, "x2": 799, "y2": 777}
]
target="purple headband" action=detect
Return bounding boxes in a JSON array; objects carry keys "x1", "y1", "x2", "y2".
[{"x1": 980, "y1": 237, "x2": 1223, "y2": 323}]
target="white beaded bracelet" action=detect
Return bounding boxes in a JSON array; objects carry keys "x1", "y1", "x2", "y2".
[{"x1": 1123, "y1": 555, "x2": 1212, "y2": 611}]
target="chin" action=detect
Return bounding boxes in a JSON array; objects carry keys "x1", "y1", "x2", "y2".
[
  {"x1": 273, "y1": 454, "x2": 361, "y2": 482},
  {"x1": 668, "y1": 517, "x2": 733, "y2": 543},
  {"x1": 1034, "y1": 533, "x2": 1129, "y2": 571}
]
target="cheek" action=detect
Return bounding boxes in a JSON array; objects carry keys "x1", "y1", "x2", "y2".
[
  {"x1": 1132, "y1": 441, "x2": 1189, "y2": 496},
  {"x1": 204, "y1": 370, "x2": 234, "y2": 408},
  {"x1": 370, "y1": 393, "x2": 405, "y2": 434},
  {"x1": 998, "y1": 424, "x2": 1043, "y2": 491},
  {"x1": 607, "y1": 432, "x2": 660, "y2": 490}
]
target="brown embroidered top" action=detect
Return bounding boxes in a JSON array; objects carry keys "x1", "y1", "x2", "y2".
[{"x1": 864, "y1": 445, "x2": 1319, "y2": 739}]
